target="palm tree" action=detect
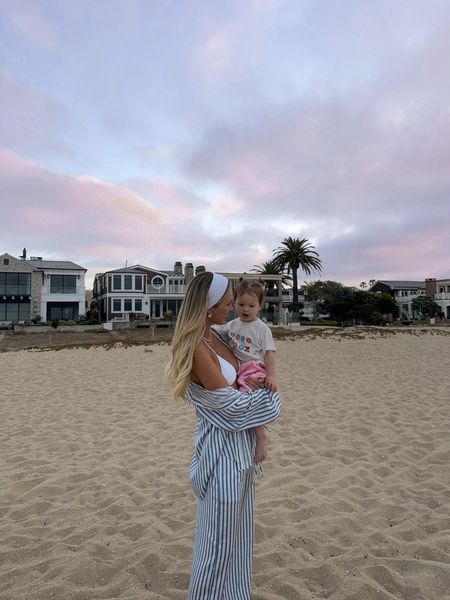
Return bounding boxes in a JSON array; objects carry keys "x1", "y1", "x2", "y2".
[
  {"x1": 251, "y1": 259, "x2": 292, "y2": 295},
  {"x1": 272, "y1": 237, "x2": 322, "y2": 309}
]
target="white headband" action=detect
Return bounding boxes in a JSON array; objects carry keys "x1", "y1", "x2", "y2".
[{"x1": 207, "y1": 273, "x2": 229, "y2": 308}]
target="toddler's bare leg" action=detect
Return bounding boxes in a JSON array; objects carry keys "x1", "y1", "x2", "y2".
[{"x1": 254, "y1": 426, "x2": 269, "y2": 463}]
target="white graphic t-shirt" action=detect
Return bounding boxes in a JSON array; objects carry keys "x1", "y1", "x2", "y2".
[{"x1": 223, "y1": 317, "x2": 276, "y2": 363}]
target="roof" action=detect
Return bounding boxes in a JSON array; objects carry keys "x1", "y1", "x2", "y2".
[
  {"x1": 219, "y1": 271, "x2": 283, "y2": 281},
  {"x1": 101, "y1": 265, "x2": 169, "y2": 276},
  {"x1": 25, "y1": 259, "x2": 87, "y2": 271},
  {"x1": 104, "y1": 267, "x2": 150, "y2": 274},
  {"x1": 372, "y1": 280, "x2": 425, "y2": 289}
]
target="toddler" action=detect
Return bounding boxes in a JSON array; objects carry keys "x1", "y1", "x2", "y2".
[{"x1": 224, "y1": 279, "x2": 277, "y2": 464}]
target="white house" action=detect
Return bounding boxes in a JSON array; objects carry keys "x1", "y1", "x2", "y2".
[
  {"x1": 93, "y1": 262, "x2": 197, "y2": 322},
  {"x1": 369, "y1": 280, "x2": 426, "y2": 319},
  {"x1": 425, "y1": 278, "x2": 450, "y2": 318},
  {"x1": 1, "y1": 251, "x2": 87, "y2": 323}
]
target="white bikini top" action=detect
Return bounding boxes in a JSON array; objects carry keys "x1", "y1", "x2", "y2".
[
  {"x1": 203, "y1": 335, "x2": 237, "y2": 386},
  {"x1": 216, "y1": 354, "x2": 237, "y2": 386}
]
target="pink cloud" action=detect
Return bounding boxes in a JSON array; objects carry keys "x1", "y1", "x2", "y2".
[
  {"x1": 1, "y1": 150, "x2": 264, "y2": 286},
  {"x1": 214, "y1": 196, "x2": 243, "y2": 216}
]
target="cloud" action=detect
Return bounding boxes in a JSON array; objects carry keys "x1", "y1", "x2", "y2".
[
  {"x1": 182, "y1": 25, "x2": 450, "y2": 282},
  {"x1": 0, "y1": 68, "x2": 70, "y2": 157},
  {"x1": 2, "y1": 2, "x2": 450, "y2": 287},
  {"x1": 0, "y1": 151, "x2": 276, "y2": 286},
  {"x1": 2, "y1": 1, "x2": 58, "y2": 50},
  {"x1": 194, "y1": 31, "x2": 232, "y2": 77},
  {"x1": 0, "y1": 150, "x2": 165, "y2": 277}
]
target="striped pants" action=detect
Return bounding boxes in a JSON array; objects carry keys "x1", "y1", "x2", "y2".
[{"x1": 188, "y1": 456, "x2": 255, "y2": 599}]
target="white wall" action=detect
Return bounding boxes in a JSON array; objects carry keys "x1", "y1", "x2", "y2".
[{"x1": 40, "y1": 270, "x2": 86, "y2": 318}]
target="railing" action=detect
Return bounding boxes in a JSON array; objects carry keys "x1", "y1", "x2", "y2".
[
  {"x1": 281, "y1": 292, "x2": 307, "y2": 302},
  {"x1": 111, "y1": 314, "x2": 129, "y2": 321},
  {"x1": 146, "y1": 285, "x2": 187, "y2": 295},
  {"x1": 434, "y1": 292, "x2": 450, "y2": 300}
]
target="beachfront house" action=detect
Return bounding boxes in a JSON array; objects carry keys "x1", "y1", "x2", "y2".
[
  {"x1": 93, "y1": 261, "x2": 195, "y2": 322},
  {"x1": 369, "y1": 280, "x2": 426, "y2": 320},
  {"x1": 93, "y1": 262, "x2": 284, "y2": 324},
  {"x1": 425, "y1": 278, "x2": 450, "y2": 318},
  {"x1": 0, "y1": 251, "x2": 87, "y2": 324},
  {"x1": 280, "y1": 285, "x2": 317, "y2": 320}
]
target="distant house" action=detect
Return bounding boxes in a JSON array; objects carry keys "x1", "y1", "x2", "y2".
[
  {"x1": 280, "y1": 285, "x2": 317, "y2": 320},
  {"x1": 93, "y1": 261, "x2": 194, "y2": 322},
  {"x1": 93, "y1": 262, "x2": 284, "y2": 323},
  {"x1": 369, "y1": 280, "x2": 426, "y2": 320},
  {"x1": 0, "y1": 251, "x2": 87, "y2": 323},
  {"x1": 425, "y1": 278, "x2": 450, "y2": 318}
]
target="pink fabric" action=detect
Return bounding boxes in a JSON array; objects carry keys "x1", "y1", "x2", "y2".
[{"x1": 237, "y1": 360, "x2": 267, "y2": 391}]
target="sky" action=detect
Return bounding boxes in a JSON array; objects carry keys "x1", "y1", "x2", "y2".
[{"x1": 1, "y1": 0, "x2": 450, "y2": 289}]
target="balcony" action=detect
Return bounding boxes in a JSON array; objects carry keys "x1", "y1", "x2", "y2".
[
  {"x1": 435, "y1": 292, "x2": 450, "y2": 300},
  {"x1": 146, "y1": 284, "x2": 187, "y2": 295}
]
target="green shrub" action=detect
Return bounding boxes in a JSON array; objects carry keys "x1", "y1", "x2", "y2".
[
  {"x1": 309, "y1": 319, "x2": 339, "y2": 326},
  {"x1": 85, "y1": 309, "x2": 99, "y2": 323}
]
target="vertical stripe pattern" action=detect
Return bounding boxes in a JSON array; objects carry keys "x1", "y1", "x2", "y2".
[{"x1": 186, "y1": 384, "x2": 280, "y2": 599}]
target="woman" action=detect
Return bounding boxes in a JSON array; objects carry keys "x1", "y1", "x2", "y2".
[{"x1": 166, "y1": 271, "x2": 280, "y2": 600}]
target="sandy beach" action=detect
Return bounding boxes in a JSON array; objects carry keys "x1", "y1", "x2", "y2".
[{"x1": 1, "y1": 328, "x2": 450, "y2": 600}]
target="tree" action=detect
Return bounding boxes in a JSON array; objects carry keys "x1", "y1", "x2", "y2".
[
  {"x1": 349, "y1": 291, "x2": 398, "y2": 324},
  {"x1": 305, "y1": 280, "x2": 349, "y2": 319},
  {"x1": 251, "y1": 259, "x2": 292, "y2": 295},
  {"x1": 272, "y1": 237, "x2": 322, "y2": 314},
  {"x1": 305, "y1": 282, "x2": 399, "y2": 323},
  {"x1": 411, "y1": 296, "x2": 440, "y2": 318}
]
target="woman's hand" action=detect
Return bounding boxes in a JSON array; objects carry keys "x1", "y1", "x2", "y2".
[{"x1": 244, "y1": 377, "x2": 266, "y2": 390}]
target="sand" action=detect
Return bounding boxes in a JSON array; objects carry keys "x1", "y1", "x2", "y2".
[{"x1": 1, "y1": 329, "x2": 450, "y2": 600}]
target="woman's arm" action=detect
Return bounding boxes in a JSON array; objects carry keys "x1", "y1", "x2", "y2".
[{"x1": 189, "y1": 385, "x2": 280, "y2": 432}]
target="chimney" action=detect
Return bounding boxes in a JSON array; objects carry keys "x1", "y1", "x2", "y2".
[
  {"x1": 195, "y1": 265, "x2": 206, "y2": 275},
  {"x1": 185, "y1": 263, "x2": 194, "y2": 285},
  {"x1": 425, "y1": 278, "x2": 437, "y2": 297},
  {"x1": 174, "y1": 261, "x2": 183, "y2": 276}
]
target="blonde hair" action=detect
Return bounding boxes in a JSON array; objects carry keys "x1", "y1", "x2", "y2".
[{"x1": 166, "y1": 272, "x2": 229, "y2": 400}]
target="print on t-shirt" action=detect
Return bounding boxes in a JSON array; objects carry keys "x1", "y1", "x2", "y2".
[{"x1": 228, "y1": 331, "x2": 252, "y2": 354}]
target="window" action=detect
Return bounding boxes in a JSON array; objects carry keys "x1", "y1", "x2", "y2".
[
  {"x1": 3, "y1": 258, "x2": 9, "y2": 265},
  {"x1": 50, "y1": 275, "x2": 76, "y2": 294},
  {"x1": 47, "y1": 303, "x2": 78, "y2": 321},
  {"x1": 135, "y1": 275, "x2": 143, "y2": 290},
  {"x1": 152, "y1": 276, "x2": 164, "y2": 289},
  {"x1": 124, "y1": 275, "x2": 133, "y2": 290},
  {"x1": 1, "y1": 273, "x2": 31, "y2": 296},
  {"x1": 134, "y1": 299, "x2": 142, "y2": 311},
  {"x1": 113, "y1": 299, "x2": 121, "y2": 312},
  {"x1": 113, "y1": 275, "x2": 121, "y2": 290},
  {"x1": 0, "y1": 302, "x2": 30, "y2": 323},
  {"x1": 18, "y1": 274, "x2": 30, "y2": 295},
  {"x1": 124, "y1": 299, "x2": 132, "y2": 311}
]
